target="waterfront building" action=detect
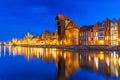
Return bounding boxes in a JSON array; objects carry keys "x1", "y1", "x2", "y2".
[
  {"x1": 31, "y1": 35, "x2": 42, "y2": 45},
  {"x1": 50, "y1": 31, "x2": 58, "y2": 45},
  {"x1": 104, "y1": 19, "x2": 111, "y2": 45},
  {"x1": 92, "y1": 18, "x2": 120, "y2": 46},
  {"x1": 23, "y1": 32, "x2": 34, "y2": 44},
  {"x1": 93, "y1": 22, "x2": 104, "y2": 45},
  {"x1": 41, "y1": 30, "x2": 51, "y2": 45},
  {"x1": 79, "y1": 26, "x2": 93, "y2": 45},
  {"x1": 41, "y1": 30, "x2": 58, "y2": 45},
  {"x1": 10, "y1": 15, "x2": 120, "y2": 47},
  {"x1": 12, "y1": 38, "x2": 18, "y2": 44},
  {"x1": 110, "y1": 19, "x2": 119, "y2": 46},
  {"x1": 104, "y1": 19, "x2": 120, "y2": 46},
  {"x1": 56, "y1": 14, "x2": 79, "y2": 45}
]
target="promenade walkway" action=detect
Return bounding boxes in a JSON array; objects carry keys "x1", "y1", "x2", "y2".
[{"x1": 11, "y1": 44, "x2": 120, "y2": 51}]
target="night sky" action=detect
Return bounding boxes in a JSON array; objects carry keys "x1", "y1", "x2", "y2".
[{"x1": 0, "y1": 0, "x2": 120, "y2": 41}]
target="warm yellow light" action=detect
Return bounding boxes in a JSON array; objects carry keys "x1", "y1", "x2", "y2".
[
  {"x1": 99, "y1": 40, "x2": 104, "y2": 45},
  {"x1": 94, "y1": 57, "x2": 99, "y2": 69},
  {"x1": 64, "y1": 40, "x2": 66, "y2": 43},
  {"x1": 106, "y1": 57, "x2": 110, "y2": 66},
  {"x1": 113, "y1": 36, "x2": 117, "y2": 39},
  {"x1": 99, "y1": 52, "x2": 104, "y2": 60},
  {"x1": 106, "y1": 36, "x2": 109, "y2": 40},
  {"x1": 113, "y1": 58, "x2": 117, "y2": 65},
  {"x1": 88, "y1": 55, "x2": 91, "y2": 62},
  {"x1": 118, "y1": 39, "x2": 120, "y2": 42},
  {"x1": 119, "y1": 58, "x2": 120, "y2": 66}
]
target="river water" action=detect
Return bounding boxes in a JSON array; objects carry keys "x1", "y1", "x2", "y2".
[{"x1": 0, "y1": 46, "x2": 120, "y2": 80}]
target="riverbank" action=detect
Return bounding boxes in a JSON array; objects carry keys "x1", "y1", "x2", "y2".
[{"x1": 11, "y1": 44, "x2": 120, "y2": 51}]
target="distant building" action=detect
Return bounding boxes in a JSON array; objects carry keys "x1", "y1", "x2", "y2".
[
  {"x1": 41, "y1": 30, "x2": 58, "y2": 45},
  {"x1": 31, "y1": 35, "x2": 42, "y2": 45},
  {"x1": 24, "y1": 32, "x2": 33, "y2": 40},
  {"x1": 12, "y1": 38, "x2": 18, "y2": 44},
  {"x1": 23, "y1": 32, "x2": 34, "y2": 44}
]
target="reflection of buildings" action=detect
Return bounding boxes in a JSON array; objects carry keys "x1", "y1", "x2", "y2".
[
  {"x1": 79, "y1": 51, "x2": 120, "y2": 77},
  {"x1": 1, "y1": 46, "x2": 120, "y2": 79},
  {"x1": 10, "y1": 46, "x2": 80, "y2": 80}
]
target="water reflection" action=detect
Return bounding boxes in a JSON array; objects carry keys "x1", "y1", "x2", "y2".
[
  {"x1": 0, "y1": 46, "x2": 1, "y2": 56},
  {"x1": 0, "y1": 46, "x2": 120, "y2": 80}
]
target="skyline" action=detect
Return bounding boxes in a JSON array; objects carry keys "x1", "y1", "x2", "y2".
[{"x1": 0, "y1": 0, "x2": 120, "y2": 41}]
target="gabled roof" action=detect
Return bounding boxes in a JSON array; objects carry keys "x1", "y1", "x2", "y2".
[{"x1": 80, "y1": 26, "x2": 93, "y2": 32}]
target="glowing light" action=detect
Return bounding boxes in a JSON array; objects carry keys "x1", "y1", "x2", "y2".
[
  {"x1": 64, "y1": 53, "x2": 66, "y2": 59},
  {"x1": 64, "y1": 40, "x2": 66, "y2": 43},
  {"x1": 118, "y1": 39, "x2": 120, "y2": 42},
  {"x1": 113, "y1": 36, "x2": 117, "y2": 39},
  {"x1": 106, "y1": 57, "x2": 110, "y2": 66},
  {"x1": 80, "y1": 55, "x2": 81, "y2": 60},
  {"x1": 99, "y1": 40, "x2": 104, "y2": 45},
  {"x1": 113, "y1": 58, "x2": 117, "y2": 65},
  {"x1": 96, "y1": 32, "x2": 98, "y2": 36},
  {"x1": 119, "y1": 58, "x2": 120, "y2": 66},
  {"x1": 8, "y1": 46, "x2": 12, "y2": 56},
  {"x1": 13, "y1": 47, "x2": 17, "y2": 56},
  {"x1": 4, "y1": 46, "x2": 6, "y2": 56},
  {"x1": 0, "y1": 46, "x2": 1, "y2": 57},
  {"x1": 115, "y1": 70, "x2": 119, "y2": 77},
  {"x1": 88, "y1": 55, "x2": 91, "y2": 62},
  {"x1": 99, "y1": 52, "x2": 104, "y2": 60},
  {"x1": 95, "y1": 57, "x2": 99, "y2": 69}
]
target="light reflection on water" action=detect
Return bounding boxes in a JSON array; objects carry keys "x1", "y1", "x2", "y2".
[{"x1": 0, "y1": 45, "x2": 120, "y2": 80}]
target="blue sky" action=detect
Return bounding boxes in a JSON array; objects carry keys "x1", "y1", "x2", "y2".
[{"x1": 0, "y1": 0, "x2": 120, "y2": 41}]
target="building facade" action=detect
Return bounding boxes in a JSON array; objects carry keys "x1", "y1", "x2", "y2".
[
  {"x1": 79, "y1": 26, "x2": 93, "y2": 45},
  {"x1": 93, "y1": 22, "x2": 104, "y2": 45},
  {"x1": 56, "y1": 14, "x2": 79, "y2": 45},
  {"x1": 104, "y1": 19, "x2": 120, "y2": 46},
  {"x1": 11, "y1": 14, "x2": 120, "y2": 47}
]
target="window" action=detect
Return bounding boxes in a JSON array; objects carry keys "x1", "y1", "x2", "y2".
[
  {"x1": 98, "y1": 28, "x2": 104, "y2": 31},
  {"x1": 96, "y1": 32, "x2": 98, "y2": 36},
  {"x1": 98, "y1": 33, "x2": 104, "y2": 36}
]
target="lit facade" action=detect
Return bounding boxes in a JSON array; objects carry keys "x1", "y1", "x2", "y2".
[
  {"x1": 110, "y1": 20, "x2": 118, "y2": 46},
  {"x1": 104, "y1": 19, "x2": 120, "y2": 46},
  {"x1": 10, "y1": 15, "x2": 120, "y2": 46},
  {"x1": 79, "y1": 18, "x2": 120, "y2": 46},
  {"x1": 56, "y1": 14, "x2": 79, "y2": 45},
  {"x1": 93, "y1": 22, "x2": 104, "y2": 45},
  {"x1": 79, "y1": 26, "x2": 93, "y2": 45},
  {"x1": 11, "y1": 31, "x2": 58, "y2": 45}
]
